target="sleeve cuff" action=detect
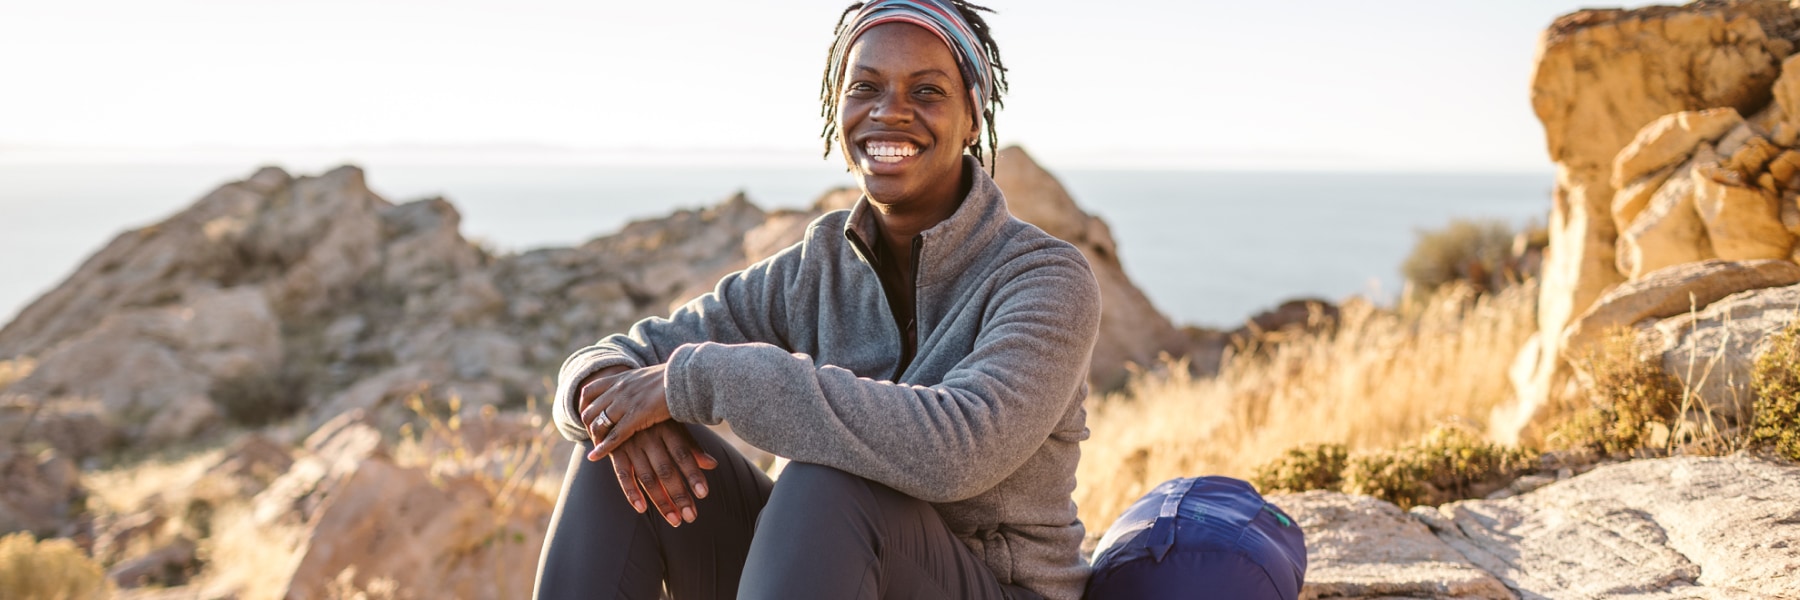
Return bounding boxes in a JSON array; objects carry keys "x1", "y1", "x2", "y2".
[
  {"x1": 663, "y1": 343, "x2": 713, "y2": 425},
  {"x1": 553, "y1": 351, "x2": 642, "y2": 442}
]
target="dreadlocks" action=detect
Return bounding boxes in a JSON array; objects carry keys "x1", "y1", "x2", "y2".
[{"x1": 819, "y1": 0, "x2": 1010, "y2": 170}]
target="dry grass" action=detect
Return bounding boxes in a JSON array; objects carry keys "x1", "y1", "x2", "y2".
[
  {"x1": 82, "y1": 448, "x2": 224, "y2": 515},
  {"x1": 0, "y1": 532, "x2": 112, "y2": 600},
  {"x1": 1075, "y1": 282, "x2": 1537, "y2": 529}
]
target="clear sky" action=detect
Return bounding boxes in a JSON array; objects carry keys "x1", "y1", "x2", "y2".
[{"x1": 0, "y1": 0, "x2": 1654, "y2": 171}]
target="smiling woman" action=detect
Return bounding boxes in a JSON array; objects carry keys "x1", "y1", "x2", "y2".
[{"x1": 531, "y1": 2, "x2": 1101, "y2": 600}]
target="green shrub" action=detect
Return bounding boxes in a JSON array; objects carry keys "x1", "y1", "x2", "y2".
[
  {"x1": 1249, "y1": 426, "x2": 1535, "y2": 509},
  {"x1": 1250, "y1": 443, "x2": 1348, "y2": 494},
  {"x1": 1752, "y1": 321, "x2": 1800, "y2": 461},
  {"x1": 0, "y1": 532, "x2": 111, "y2": 600},
  {"x1": 1551, "y1": 329, "x2": 1683, "y2": 457},
  {"x1": 1401, "y1": 219, "x2": 1519, "y2": 296},
  {"x1": 1341, "y1": 426, "x2": 1535, "y2": 509}
]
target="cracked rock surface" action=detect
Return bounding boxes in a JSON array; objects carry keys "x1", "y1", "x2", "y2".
[{"x1": 1280, "y1": 455, "x2": 1800, "y2": 599}]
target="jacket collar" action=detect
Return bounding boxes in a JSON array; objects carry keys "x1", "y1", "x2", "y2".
[{"x1": 843, "y1": 156, "x2": 1010, "y2": 287}]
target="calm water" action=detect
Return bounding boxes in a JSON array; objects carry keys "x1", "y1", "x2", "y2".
[{"x1": 0, "y1": 164, "x2": 1550, "y2": 328}]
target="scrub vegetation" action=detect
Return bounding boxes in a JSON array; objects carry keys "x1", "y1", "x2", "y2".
[
  {"x1": 1400, "y1": 218, "x2": 1541, "y2": 297},
  {"x1": 1249, "y1": 426, "x2": 1534, "y2": 510},
  {"x1": 1751, "y1": 321, "x2": 1800, "y2": 461},
  {"x1": 0, "y1": 532, "x2": 112, "y2": 600},
  {"x1": 1074, "y1": 281, "x2": 1538, "y2": 528},
  {"x1": 1545, "y1": 328, "x2": 1688, "y2": 457}
]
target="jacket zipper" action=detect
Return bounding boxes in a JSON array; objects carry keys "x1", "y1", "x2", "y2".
[{"x1": 845, "y1": 232, "x2": 918, "y2": 381}]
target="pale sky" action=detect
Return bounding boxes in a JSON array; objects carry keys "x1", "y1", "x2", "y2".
[{"x1": 0, "y1": 0, "x2": 1653, "y2": 171}]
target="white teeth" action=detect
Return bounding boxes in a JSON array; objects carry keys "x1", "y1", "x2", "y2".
[{"x1": 864, "y1": 141, "x2": 918, "y2": 161}]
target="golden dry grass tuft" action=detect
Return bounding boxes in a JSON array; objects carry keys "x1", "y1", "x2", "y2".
[
  {"x1": 1075, "y1": 282, "x2": 1538, "y2": 528},
  {"x1": 0, "y1": 532, "x2": 112, "y2": 600}
]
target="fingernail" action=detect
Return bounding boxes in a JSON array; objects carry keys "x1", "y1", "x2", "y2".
[
  {"x1": 666, "y1": 513, "x2": 679, "y2": 526},
  {"x1": 695, "y1": 482, "x2": 708, "y2": 498},
  {"x1": 632, "y1": 499, "x2": 645, "y2": 513},
  {"x1": 682, "y1": 507, "x2": 696, "y2": 523}
]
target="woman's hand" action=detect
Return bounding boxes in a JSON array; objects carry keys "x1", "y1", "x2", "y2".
[
  {"x1": 611, "y1": 421, "x2": 718, "y2": 527},
  {"x1": 579, "y1": 364, "x2": 674, "y2": 461}
]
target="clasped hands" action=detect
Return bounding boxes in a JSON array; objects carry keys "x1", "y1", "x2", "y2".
[{"x1": 578, "y1": 364, "x2": 716, "y2": 528}]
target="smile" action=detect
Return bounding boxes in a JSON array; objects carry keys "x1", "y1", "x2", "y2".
[{"x1": 863, "y1": 140, "x2": 920, "y2": 163}]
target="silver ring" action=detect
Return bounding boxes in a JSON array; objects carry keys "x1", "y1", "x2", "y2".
[{"x1": 595, "y1": 409, "x2": 615, "y2": 431}]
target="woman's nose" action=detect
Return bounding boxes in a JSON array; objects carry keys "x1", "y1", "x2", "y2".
[{"x1": 870, "y1": 91, "x2": 911, "y2": 126}]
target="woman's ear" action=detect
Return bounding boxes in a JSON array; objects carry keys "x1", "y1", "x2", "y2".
[{"x1": 966, "y1": 111, "x2": 981, "y2": 150}]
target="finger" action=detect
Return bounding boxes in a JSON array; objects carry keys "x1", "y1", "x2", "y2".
[
  {"x1": 590, "y1": 403, "x2": 645, "y2": 460},
  {"x1": 584, "y1": 405, "x2": 616, "y2": 453},
  {"x1": 656, "y1": 426, "x2": 713, "y2": 499},
  {"x1": 627, "y1": 444, "x2": 681, "y2": 527},
  {"x1": 640, "y1": 435, "x2": 697, "y2": 524},
  {"x1": 578, "y1": 376, "x2": 611, "y2": 415},
  {"x1": 609, "y1": 447, "x2": 648, "y2": 514}
]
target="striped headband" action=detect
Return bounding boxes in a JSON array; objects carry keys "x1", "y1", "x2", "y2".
[{"x1": 825, "y1": 0, "x2": 996, "y2": 131}]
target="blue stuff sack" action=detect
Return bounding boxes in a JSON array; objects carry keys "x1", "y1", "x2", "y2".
[{"x1": 1085, "y1": 476, "x2": 1306, "y2": 600}]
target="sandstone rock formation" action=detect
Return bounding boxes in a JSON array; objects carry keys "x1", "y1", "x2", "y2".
[
  {"x1": 1510, "y1": 0, "x2": 1800, "y2": 440},
  {"x1": 1280, "y1": 454, "x2": 1800, "y2": 599},
  {"x1": 1560, "y1": 259, "x2": 1800, "y2": 361}
]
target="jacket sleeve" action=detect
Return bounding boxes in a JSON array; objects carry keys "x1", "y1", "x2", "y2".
[
  {"x1": 663, "y1": 251, "x2": 1102, "y2": 503},
  {"x1": 551, "y1": 241, "x2": 804, "y2": 442}
]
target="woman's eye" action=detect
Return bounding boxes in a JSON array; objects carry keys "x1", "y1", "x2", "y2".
[
  {"x1": 846, "y1": 82, "x2": 877, "y2": 96},
  {"x1": 916, "y1": 86, "x2": 945, "y2": 98}
]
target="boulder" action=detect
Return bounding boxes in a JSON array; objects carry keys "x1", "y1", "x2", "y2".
[
  {"x1": 0, "y1": 446, "x2": 84, "y2": 537},
  {"x1": 1774, "y1": 52, "x2": 1800, "y2": 126},
  {"x1": 1275, "y1": 491, "x2": 1511, "y2": 600},
  {"x1": 1416, "y1": 455, "x2": 1800, "y2": 599},
  {"x1": 1617, "y1": 161, "x2": 1717, "y2": 279},
  {"x1": 1694, "y1": 165, "x2": 1796, "y2": 260},
  {"x1": 280, "y1": 455, "x2": 551, "y2": 600},
  {"x1": 5, "y1": 286, "x2": 281, "y2": 444},
  {"x1": 993, "y1": 146, "x2": 1189, "y2": 390},
  {"x1": 1610, "y1": 108, "x2": 1743, "y2": 227},
  {"x1": 1561, "y1": 259, "x2": 1800, "y2": 361},
  {"x1": 1639, "y1": 282, "x2": 1800, "y2": 421},
  {"x1": 1511, "y1": 0, "x2": 1800, "y2": 443},
  {"x1": 0, "y1": 397, "x2": 115, "y2": 460}
]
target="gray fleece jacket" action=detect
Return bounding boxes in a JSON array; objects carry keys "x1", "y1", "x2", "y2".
[{"x1": 553, "y1": 159, "x2": 1102, "y2": 600}]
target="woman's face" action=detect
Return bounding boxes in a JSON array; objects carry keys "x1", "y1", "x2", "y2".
[{"x1": 837, "y1": 23, "x2": 981, "y2": 208}]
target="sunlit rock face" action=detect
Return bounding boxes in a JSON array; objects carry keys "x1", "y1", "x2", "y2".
[{"x1": 1506, "y1": 0, "x2": 1800, "y2": 441}]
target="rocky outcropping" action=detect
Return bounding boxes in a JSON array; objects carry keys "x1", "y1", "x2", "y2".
[
  {"x1": 1283, "y1": 454, "x2": 1800, "y2": 599},
  {"x1": 0, "y1": 149, "x2": 1185, "y2": 454},
  {"x1": 1282, "y1": 491, "x2": 1511, "y2": 599},
  {"x1": 1509, "y1": 1, "x2": 1800, "y2": 440}
]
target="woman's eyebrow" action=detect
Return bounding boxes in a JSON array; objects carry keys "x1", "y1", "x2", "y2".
[{"x1": 850, "y1": 65, "x2": 952, "y2": 80}]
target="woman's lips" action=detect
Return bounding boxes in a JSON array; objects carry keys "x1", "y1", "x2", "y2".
[
  {"x1": 864, "y1": 140, "x2": 919, "y2": 163},
  {"x1": 861, "y1": 140, "x2": 922, "y2": 173}
]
